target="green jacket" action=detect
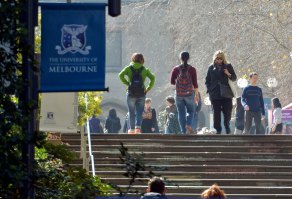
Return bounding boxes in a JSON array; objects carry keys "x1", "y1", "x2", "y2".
[{"x1": 119, "y1": 62, "x2": 155, "y2": 91}]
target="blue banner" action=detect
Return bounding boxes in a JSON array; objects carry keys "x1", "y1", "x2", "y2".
[{"x1": 40, "y1": 3, "x2": 106, "y2": 92}]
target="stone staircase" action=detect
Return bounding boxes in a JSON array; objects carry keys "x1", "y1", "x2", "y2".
[{"x1": 60, "y1": 134, "x2": 292, "y2": 199}]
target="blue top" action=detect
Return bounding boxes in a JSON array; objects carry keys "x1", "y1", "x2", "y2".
[
  {"x1": 141, "y1": 192, "x2": 168, "y2": 199},
  {"x1": 241, "y1": 85, "x2": 265, "y2": 115}
]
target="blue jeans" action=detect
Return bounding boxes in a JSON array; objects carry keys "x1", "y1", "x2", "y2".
[
  {"x1": 164, "y1": 127, "x2": 173, "y2": 134},
  {"x1": 191, "y1": 111, "x2": 199, "y2": 131},
  {"x1": 176, "y1": 93, "x2": 196, "y2": 133},
  {"x1": 164, "y1": 128, "x2": 170, "y2": 134},
  {"x1": 127, "y1": 94, "x2": 145, "y2": 130}
]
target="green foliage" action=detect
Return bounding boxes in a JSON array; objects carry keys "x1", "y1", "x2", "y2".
[
  {"x1": 78, "y1": 92, "x2": 103, "y2": 126},
  {"x1": 0, "y1": 2, "x2": 107, "y2": 198},
  {"x1": 0, "y1": 1, "x2": 39, "y2": 197},
  {"x1": 35, "y1": 143, "x2": 113, "y2": 199},
  {"x1": 34, "y1": 13, "x2": 41, "y2": 53}
]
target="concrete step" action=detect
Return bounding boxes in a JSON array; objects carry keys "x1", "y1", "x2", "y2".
[
  {"x1": 71, "y1": 158, "x2": 292, "y2": 166},
  {"x1": 63, "y1": 138, "x2": 292, "y2": 147},
  {"x1": 67, "y1": 144, "x2": 292, "y2": 153},
  {"x1": 92, "y1": 171, "x2": 292, "y2": 179},
  {"x1": 100, "y1": 177, "x2": 292, "y2": 186},
  {"x1": 105, "y1": 185, "x2": 292, "y2": 194},
  {"x1": 60, "y1": 134, "x2": 292, "y2": 146},
  {"x1": 79, "y1": 164, "x2": 292, "y2": 172},
  {"x1": 82, "y1": 151, "x2": 292, "y2": 159},
  {"x1": 60, "y1": 133, "x2": 292, "y2": 141},
  {"x1": 59, "y1": 133, "x2": 292, "y2": 198}
]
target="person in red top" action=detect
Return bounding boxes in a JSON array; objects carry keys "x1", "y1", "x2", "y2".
[{"x1": 170, "y1": 51, "x2": 199, "y2": 134}]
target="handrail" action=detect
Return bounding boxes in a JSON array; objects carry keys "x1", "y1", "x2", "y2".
[{"x1": 85, "y1": 93, "x2": 95, "y2": 176}]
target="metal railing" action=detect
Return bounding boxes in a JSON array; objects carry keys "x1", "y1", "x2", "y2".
[
  {"x1": 80, "y1": 93, "x2": 95, "y2": 176},
  {"x1": 85, "y1": 116, "x2": 95, "y2": 176}
]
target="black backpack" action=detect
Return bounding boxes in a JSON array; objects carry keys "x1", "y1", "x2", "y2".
[{"x1": 128, "y1": 66, "x2": 145, "y2": 97}]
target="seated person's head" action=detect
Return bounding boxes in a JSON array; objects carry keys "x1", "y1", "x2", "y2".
[
  {"x1": 166, "y1": 96, "x2": 175, "y2": 106},
  {"x1": 201, "y1": 184, "x2": 226, "y2": 199},
  {"x1": 147, "y1": 177, "x2": 166, "y2": 195}
]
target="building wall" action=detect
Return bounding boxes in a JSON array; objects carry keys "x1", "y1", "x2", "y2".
[{"x1": 101, "y1": 1, "x2": 174, "y2": 126}]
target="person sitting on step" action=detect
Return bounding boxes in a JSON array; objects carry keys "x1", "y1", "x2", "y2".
[
  {"x1": 141, "y1": 177, "x2": 168, "y2": 199},
  {"x1": 201, "y1": 184, "x2": 226, "y2": 199}
]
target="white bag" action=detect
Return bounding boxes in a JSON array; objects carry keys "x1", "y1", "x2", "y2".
[{"x1": 228, "y1": 78, "x2": 237, "y2": 97}]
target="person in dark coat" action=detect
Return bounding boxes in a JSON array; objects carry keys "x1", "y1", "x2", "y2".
[
  {"x1": 141, "y1": 98, "x2": 159, "y2": 133},
  {"x1": 89, "y1": 116, "x2": 104, "y2": 134},
  {"x1": 141, "y1": 177, "x2": 168, "y2": 199},
  {"x1": 164, "y1": 96, "x2": 180, "y2": 134},
  {"x1": 205, "y1": 50, "x2": 237, "y2": 134},
  {"x1": 105, "y1": 108, "x2": 121, "y2": 133}
]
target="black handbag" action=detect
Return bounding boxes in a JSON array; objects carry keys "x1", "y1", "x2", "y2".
[{"x1": 219, "y1": 83, "x2": 234, "y2": 98}]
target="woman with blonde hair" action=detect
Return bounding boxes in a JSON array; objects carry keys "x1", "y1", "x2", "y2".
[
  {"x1": 201, "y1": 184, "x2": 226, "y2": 199},
  {"x1": 205, "y1": 50, "x2": 237, "y2": 134}
]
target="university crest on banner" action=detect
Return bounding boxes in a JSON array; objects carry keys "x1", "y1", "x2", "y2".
[{"x1": 56, "y1": 24, "x2": 91, "y2": 55}]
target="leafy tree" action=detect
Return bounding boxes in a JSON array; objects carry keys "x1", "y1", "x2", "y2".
[
  {"x1": 0, "y1": 1, "x2": 107, "y2": 198},
  {"x1": 78, "y1": 92, "x2": 103, "y2": 126},
  {"x1": 0, "y1": 1, "x2": 42, "y2": 197},
  {"x1": 35, "y1": 143, "x2": 112, "y2": 199}
]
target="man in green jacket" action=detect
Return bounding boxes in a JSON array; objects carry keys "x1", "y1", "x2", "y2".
[{"x1": 119, "y1": 53, "x2": 155, "y2": 134}]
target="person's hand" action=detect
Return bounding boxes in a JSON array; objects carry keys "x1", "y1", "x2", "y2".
[
  {"x1": 224, "y1": 69, "x2": 231, "y2": 78},
  {"x1": 244, "y1": 105, "x2": 250, "y2": 111},
  {"x1": 261, "y1": 115, "x2": 266, "y2": 120},
  {"x1": 151, "y1": 127, "x2": 155, "y2": 132},
  {"x1": 194, "y1": 95, "x2": 199, "y2": 105}
]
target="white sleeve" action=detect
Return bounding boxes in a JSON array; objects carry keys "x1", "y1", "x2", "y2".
[{"x1": 273, "y1": 108, "x2": 282, "y2": 124}]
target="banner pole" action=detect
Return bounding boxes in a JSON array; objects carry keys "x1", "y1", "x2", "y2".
[{"x1": 20, "y1": 0, "x2": 37, "y2": 198}]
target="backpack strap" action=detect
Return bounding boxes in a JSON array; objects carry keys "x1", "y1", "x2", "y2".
[
  {"x1": 130, "y1": 65, "x2": 144, "y2": 73},
  {"x1": 130, "y1": 65, "x2": 135, "y2": 72},
  {"x1": 178, "y1": 64, "x2": 191, "y2": 77},
  {"x1": 178, "y1": 64, "x2": 190, "y2": 72}
]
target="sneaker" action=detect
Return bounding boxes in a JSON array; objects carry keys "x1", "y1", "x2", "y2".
[
  {"x1": 128, "y1": 129, "x2": 135, "y2": 134},
  {"x1": 135, "y1": 128, "x2": 142, "y2": 134},
  {"x1": 185, "y1": 125, "x2": 194, "y2": 134}
]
